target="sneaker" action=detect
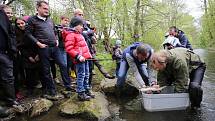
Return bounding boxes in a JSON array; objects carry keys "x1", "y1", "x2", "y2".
[
  {"x1": 61, "y1": 90, "x2": 72, "y2": 98},
  {"x1": 54, "y1": 78, "x2": 61, "y2": 84},
  {"x1": 85, "y1": 90, "x2": 95, "y2": 98},
  {"x1": 104, "y1": 74, "x2": 115, "y2": 79},
  {"x1": 43, "y1": 94, "x2": 64, "y2": 101},
  {"x1": 78, "y1": 92, "x2": 91, "y2": 101},
  {"x1": 35, "y1": 82, "x2": 42, "y2": 89}
]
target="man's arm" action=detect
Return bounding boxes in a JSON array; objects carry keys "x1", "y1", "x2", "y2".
[
  {"x1": 125, "y1": 53, "x2": 146, "y2": 88},
  {"x1": 25, "y1": 18, "x2": 47, "y2": 48},
  {"x1": 25, "y1": 18, "x2": 38, "y2": 44},
  {"x1": 146, "y1": 61, "x2": 157, "y2": 86}
]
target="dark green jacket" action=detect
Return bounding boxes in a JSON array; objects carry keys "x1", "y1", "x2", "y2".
[{"x1": 157, "y1": 48, "x2": 204, "y2": 92}]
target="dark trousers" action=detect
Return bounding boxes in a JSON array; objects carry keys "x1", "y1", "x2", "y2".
[
  {"x1": 38, "y1": 47, "x2": 71, "y2": 95},
  {"x1": 94, "y1": 59, "x2": 108, "y2": 76},
  {"x1": 14, "y1": 52, "x2": 25, "y2": 93},
  {"x1": 189, "y1": 63, "x2": 206, "y2": 107},
  {"x1": 0, "y1": 53, "x2": 15, "y2": 103},
  {"x1": 88, "y1": 60, "x2": 94, "y2": 86},
  {"x1": 50, "y1": 59, "x2": 57, "y2": 79},
  {"x1": 25, "y1": 67, "x2": 40, "y2": 91}
]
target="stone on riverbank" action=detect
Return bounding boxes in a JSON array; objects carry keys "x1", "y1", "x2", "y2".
[
  {"x1": 59, "y1": 92, "x2": 110, "y2": 121},
  {"x1": 30, "y1": 98, "x2": 53, "y2": 117},
  {"x1": 100, "y1": 76, "x2": 139, "y2": 96}
]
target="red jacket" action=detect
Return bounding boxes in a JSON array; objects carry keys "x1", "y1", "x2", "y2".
[{"x1": 63, "y1": 30, "x2": 92, "y2": 62}]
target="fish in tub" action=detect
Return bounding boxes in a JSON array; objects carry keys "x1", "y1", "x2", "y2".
[{"x1": 139, "y1": 86, "x2": 190, "y2": 112}]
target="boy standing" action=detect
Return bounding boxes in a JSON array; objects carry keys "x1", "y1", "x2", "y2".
[{"x1": 63, "y1": 17, "x2": 93, "y2": 101}]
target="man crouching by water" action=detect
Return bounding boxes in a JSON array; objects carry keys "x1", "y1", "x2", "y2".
[
  {"x1": 116, "y1": 42, "x2": 156, "y2": 91},
  {"x1": 150, "y1": 48, "x2": 206, "y2": 108}
]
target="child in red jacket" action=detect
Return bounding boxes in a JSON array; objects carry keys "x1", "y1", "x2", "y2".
[{"x1": 63, "y1": 17, "x2": 93, "y2": 101}]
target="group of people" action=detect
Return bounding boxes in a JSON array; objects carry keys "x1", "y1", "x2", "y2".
[
  {"x1": 0, "y1": 0, "x2": 206, "y2": 118},
  {"x1": 0, "y1": 0, "x2": 117, "y2": 117},
  {"x1": 113, "y1": 26, "x2": 205, "y2": 109}
]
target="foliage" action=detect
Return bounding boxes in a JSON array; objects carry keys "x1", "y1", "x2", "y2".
[
  {"x1": 200, "y1": 0, "x2": 215, "y2": 48},
  {"x1": 7, "y1": 0, "x2": 200, "y2": 50}
]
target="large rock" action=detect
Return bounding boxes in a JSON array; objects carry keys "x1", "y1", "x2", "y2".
[
  {"x1": 100, "y1": 76, "x2": 139, "y2": 96},
  {"x1": 59, "y1": 92, "x2": 111, "y2": 121},
  {"x1": 30, "y1": 98, "x2": 53, "y2": 117},
  {"x1": 100, "y1": 78, "x2": 117, "y2": 94}
]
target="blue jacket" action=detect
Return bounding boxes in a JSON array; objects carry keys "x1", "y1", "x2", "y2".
[
  {"x1": 177, "y1": 30, "x2": 193, "y2": 50},
  {"x1": 122, "y1": 42, "x2": 154, "y2": 86}
]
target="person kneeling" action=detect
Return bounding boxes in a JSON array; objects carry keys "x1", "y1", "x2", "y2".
[{"x1": 150, "y1": 48, "x2": 206, "y2": 108}]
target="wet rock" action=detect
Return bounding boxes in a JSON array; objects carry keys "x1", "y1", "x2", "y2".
[
  {"x1": 100, "y1": 78, "x2": 116, "y2": 94},
  {"x1": 100, "y1": 76, "x2": 139, "y2": 96},
  {"x1": 30, "y1": 98, "x2": 53, "y2": 117},
  {"x1": 124, "y1": 95, "x2": 143, "y2": 111},
  {"x1": 59, "y1": 92, "x2": 111, "y2": 121}
]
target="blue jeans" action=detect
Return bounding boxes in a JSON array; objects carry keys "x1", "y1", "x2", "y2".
[
  {"x1": 76, "y1": 61, "x2": 90, "y2": 93},
  {"x1": 116, "y1": 58, "x2": 148, "y2": 87},
  {"x1": 39, "y1": 47, "x2": 71, "y2": 95},
  {"x1": 115, "y1": 62, "x2": 120, "y2": 78}
]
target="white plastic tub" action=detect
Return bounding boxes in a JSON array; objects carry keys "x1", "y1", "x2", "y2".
[{"x1": 141, "y1": 88, "x2": 190, "y2": 112}]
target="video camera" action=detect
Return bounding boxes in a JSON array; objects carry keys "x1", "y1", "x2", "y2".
[{"x1": 55, "y1": 25, "x2": 73, "y2": 32}]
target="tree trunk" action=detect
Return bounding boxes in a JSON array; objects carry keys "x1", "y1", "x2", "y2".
[
  {"x1": 103, "y1": 27, "x2": 112, "y2": 54},
  {"x1": 204, "y1": 0, "x2": 207, "y2": 14},
  {"x1": 133, "y1": 0, "x2": 141, "y2": 41}
]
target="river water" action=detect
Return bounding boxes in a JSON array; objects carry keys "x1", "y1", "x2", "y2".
[{"x1": 16, "y1": 49, "x2": 215, "y2": 121}]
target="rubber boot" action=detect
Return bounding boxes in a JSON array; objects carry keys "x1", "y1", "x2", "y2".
[{"x1": 189, "y1": 82, "x2": 203, "y2": 108}]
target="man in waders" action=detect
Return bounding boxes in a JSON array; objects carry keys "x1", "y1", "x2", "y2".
[{"x1": 150, "y1": 48, "x2": 206, "y2": 108}]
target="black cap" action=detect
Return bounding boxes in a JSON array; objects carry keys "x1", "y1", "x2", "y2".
[{"x1": 70, "y1": 17, "x2": 83, "y2": 28}]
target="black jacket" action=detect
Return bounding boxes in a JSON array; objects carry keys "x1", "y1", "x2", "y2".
[
  {"x1": 0, "y1": 9, "x2": 17, "y2": 59},
  {"x1": 25, "y1": 15, "x2": 57, "y2": 47}
]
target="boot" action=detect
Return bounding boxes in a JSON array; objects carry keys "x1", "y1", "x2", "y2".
[
  {"x1": 3, "y1": 83, "x2": 18, "y2": 107},
  {"x1": 0, "y1": 106, "x2": 10, "y2": 118},
  {"x1": 78, "y1": 92, "x2": 91, "y2": 101},
  {"x1": 85, "y1": 90, "x2": 95, "y2": 98}
]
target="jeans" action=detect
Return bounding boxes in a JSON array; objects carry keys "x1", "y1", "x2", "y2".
[
  {"x1": 115, "y1": 62, "x2": 120, "y2": 78},
  {"x1": 76, "y1": 61, "x2": 90, "y2": 93},
  {"x1": 116, "y1": 58, "x2": 148, "y2": 87},
  {"x1": 38, "y1": 46, "x2": 71, "y2": 95}
]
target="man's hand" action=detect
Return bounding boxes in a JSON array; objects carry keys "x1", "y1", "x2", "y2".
[
  {"x1": 36, "y1": 41, "x2": 47, "y2": 48},
  {"x1": 34, "y1": 55, "x2": 40, "y2": 61},
  {"x1": 152, "y1": 84, "x2": 160, "y2": 88},
  {"x1": 29, "y1": 57, "x2": 36, "y2": 63}
]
